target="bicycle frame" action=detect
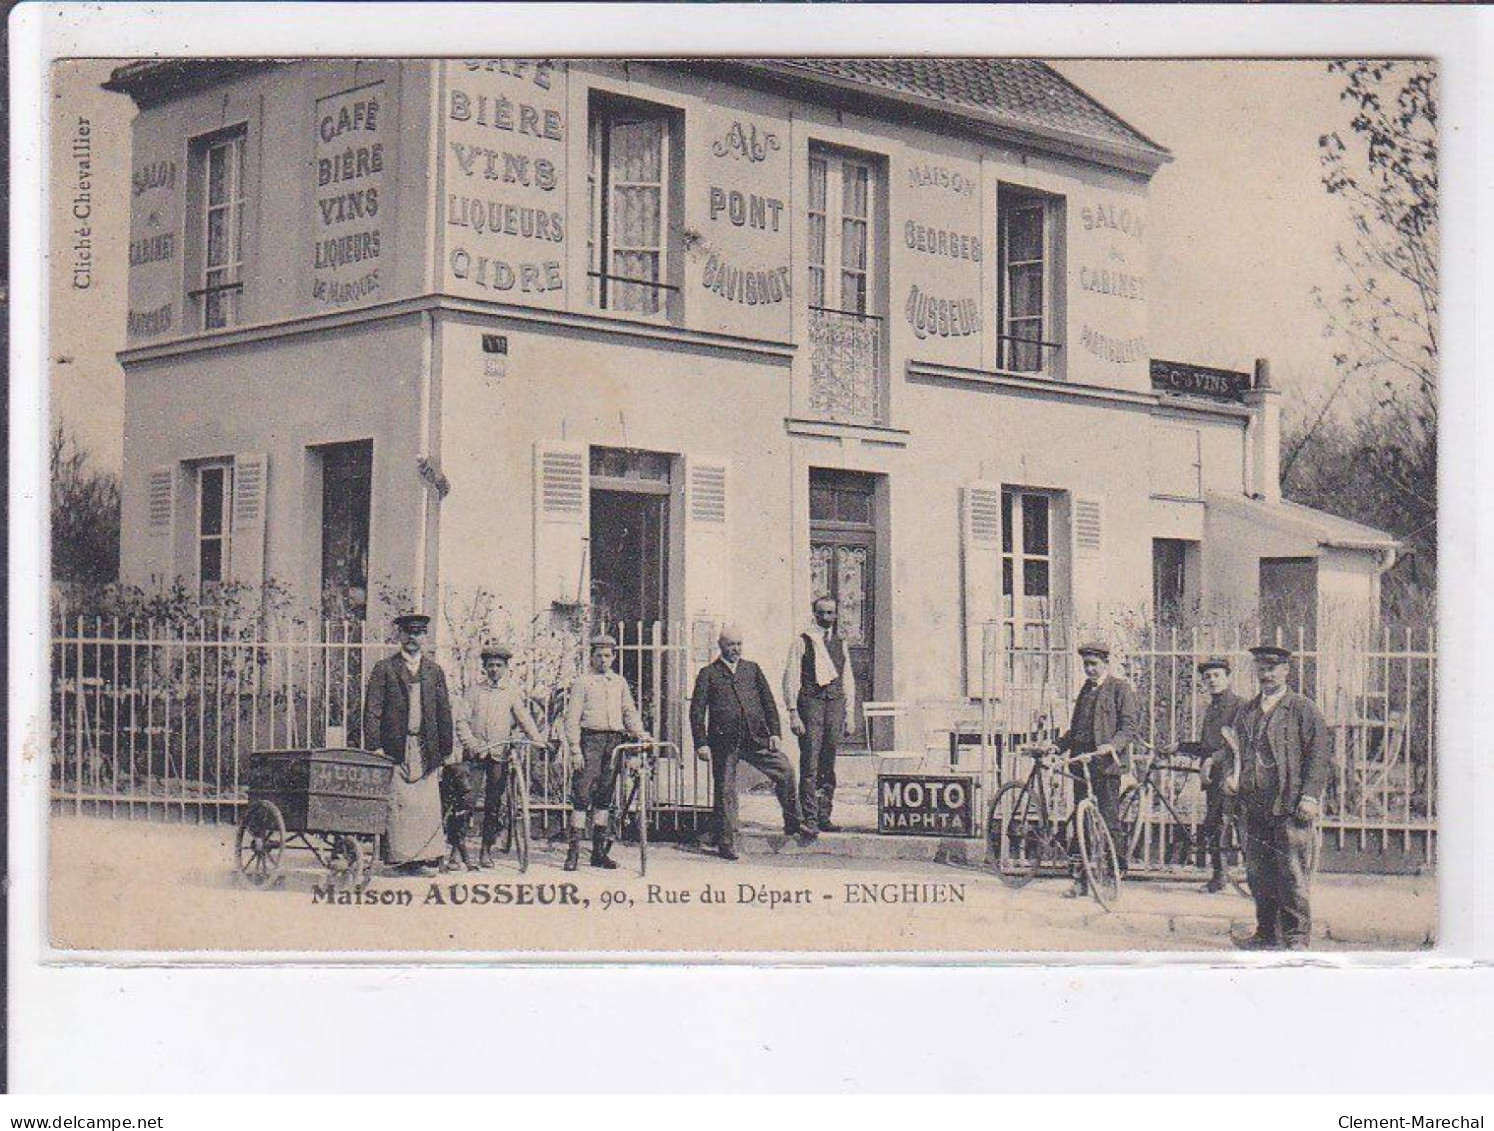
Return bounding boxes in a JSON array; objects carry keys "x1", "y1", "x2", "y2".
[{"x1": 609, "y1": 740, "x2": 680, "y2": 876}]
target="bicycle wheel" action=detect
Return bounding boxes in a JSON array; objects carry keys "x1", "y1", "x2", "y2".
[
  {"x1": 1076, "y1": 799, "x2": 1122, "y2": 911},
  {"x1": 1117, "y1": 785, "x2": 1144, "y2": 866},
  {"x1": 987, "y1": 780, "x2": 1049, "y2": 888},
  {"x1": 637, "y1": 764, "x2": 649, "y2": 877},
  {"x1": 509, "y1": 771, "x2": 531, "y2": 874},
  {"x1": 1224, "y1": 812, "x2": 1252, "y2": 897}
]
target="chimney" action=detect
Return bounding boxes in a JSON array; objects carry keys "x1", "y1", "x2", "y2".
[{"x1": 1243, "y1": 358, "x2": 1282, "y2": 503}]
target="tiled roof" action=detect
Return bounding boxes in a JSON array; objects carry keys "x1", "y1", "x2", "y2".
[{"x1": 763, "y1": 58, "x2": 1168, "y2": 162}]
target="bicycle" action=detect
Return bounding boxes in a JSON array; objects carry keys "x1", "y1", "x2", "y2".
[
  {"x1": 467, "y1": 738, "x2": 537, "y2": 874},
  {"x1": 986, "y1": 745, "x2": 1124, "y2": 910},
  {"x1": 1118, "y1": 740, "x2": 1249, "y2": 896},
  {"x1": 609, "y1": 740, "x2": 679, "y2": 877}
]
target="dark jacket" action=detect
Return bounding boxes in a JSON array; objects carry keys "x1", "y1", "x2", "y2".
[
  {"x1": 1178, "y1": 690, "x2": 1246, "y2": 760},
  {"x1": 690, "y1": 658, "x2": 781, "y2": 754},
  {"x1": 1233, "y1": 688, "x2": 1331, "y2": 818},
  {"x1": 364, "y1": 652, "x2": 454, "y2": 778},
  {"x1": 1057, "y1": 675, "x2": 1140, "y2": 776}
]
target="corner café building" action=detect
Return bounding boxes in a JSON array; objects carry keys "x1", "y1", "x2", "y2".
[{"x1": 110, "y1": 57, "x2": 1397, "y2": 754}]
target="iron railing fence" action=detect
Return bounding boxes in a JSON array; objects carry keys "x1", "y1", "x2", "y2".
[
  {"x1": 50, "y1": 616, "x2": 710, "y2": 831},
  {"x1": 975, "y1": 621, "x2": 1437, "y2": 865}
]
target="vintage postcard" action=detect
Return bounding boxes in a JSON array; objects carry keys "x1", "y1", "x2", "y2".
[{"x1": 42, "y1": 53, "x2": 1438, "y2": 956}]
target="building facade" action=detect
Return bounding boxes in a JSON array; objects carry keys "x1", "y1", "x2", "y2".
[{"x1": 109, "y1": 58, "x2": 1397, "y2": 747}]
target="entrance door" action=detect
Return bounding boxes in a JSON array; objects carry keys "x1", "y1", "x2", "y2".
[
  {"x1": 809, "y1": 470, "x2": 880, "y2": 748},
  {"x1": 590, "y1": 447, "x2": 672, "y2": 733}
]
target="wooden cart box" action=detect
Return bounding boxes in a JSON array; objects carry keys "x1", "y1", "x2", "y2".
[{"x1": 245, "y1": 749, "x2": 394, "y2": 835}]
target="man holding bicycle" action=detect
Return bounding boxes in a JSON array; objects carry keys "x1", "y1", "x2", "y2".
[
  {"x1": 564, "y1": 634, "x2": 649, "y2": 872},
  {"x1": 1231, "y1": 644, "x2": 1330, "y2": 950},
  {"x1": 455, "y1": 643, "x2": 545, "y2": 869},
  {"x1": 1054, "y1": 640, "x2": 1139, "y2": 895},
  {"x1": 1174, "y1": 656, "x2": 1246, "y2": 892}
]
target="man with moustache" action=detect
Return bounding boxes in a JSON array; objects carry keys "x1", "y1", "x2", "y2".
[
  {"x1": 784, "y1": 596, "x2": 857, "y2": 833},
  {"x1": 691, "y1": 625, "x2": 811, "y2": 860},
  {"x1": 1231, "y1": 644, "x2": 1330, "y2": 950},
  {"x1": 364, "y1": 613, "x2": 455, "y2": 876}
]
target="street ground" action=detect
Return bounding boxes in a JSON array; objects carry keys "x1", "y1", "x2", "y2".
[{"x1": 46, "y1": 815, "x2": 1435, "y2": 955}]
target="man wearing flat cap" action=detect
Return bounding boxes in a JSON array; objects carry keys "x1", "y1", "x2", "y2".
[
  {"x1": 1054, "y1": 640, "x2": 1139, "y2": 893},
  {"x1": 364, "y1": 613, "x2": 455, "y2": 875},
  {"x1": 456, "y1": 643, "x2": 545, "y2": 869},
  {"x1": 1230, "y1": 644, "x2": 1330, "y2": 949},
  {"x1": 563, "y1": 634, "x2": 649, "y2": 871},
  {"x1": 1173, "y1": 657, "x2": 1246, "y2": 892}
]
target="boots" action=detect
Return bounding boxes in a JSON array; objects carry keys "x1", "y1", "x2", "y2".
[
  {"x1": 453, "y1": 839, "x2": 477, "y2": 872},
  {"x1": 478, "y1": 845, "x2": 494, "y2": 870},
  {"x1": 1203, "y1": 849, "x2": 1226, "y2": 893},
  {"x1": 590, "y1": 826, "x2": 618, "y2": 870},
  {"x1": 564, "y1": 826, "x2": 581, "y2": 872}
]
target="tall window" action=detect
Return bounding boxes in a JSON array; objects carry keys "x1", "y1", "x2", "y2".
[
  {"x1": 806, "y1": 146, "x2": 885, "y2": 426},
  {"x1": 1002, "y1": 488, "x2": 1056, "y2": 686},
  {"x1": 807, "y1": 149, "x2": 874, "y2": 315},
  {"x1": 588, "y1": 95, "x2": 676, "y2": 316},
  {"x1": 196, "y1": 462, "x2": 234, "y2": 593},
  {"x1": 998, "y1": 187, "x2": 1061, "y2": 374},
  {"x1": 320, "y1": 441, "x2": 373, "y2": 620},
  {"x1": 193, "y1": 128, "x2": 248, "y2": 330}
]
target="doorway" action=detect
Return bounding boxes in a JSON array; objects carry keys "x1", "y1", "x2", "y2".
[
  {"x1": 589, "y1": 447, "x2": 672, "y2": 733},
  {"x1": 809, "y1": 469, "x2": 882, "y2": 748}
]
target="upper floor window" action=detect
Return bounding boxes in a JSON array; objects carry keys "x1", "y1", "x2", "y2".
[
  {"x1": 588, "y1": 94, "x2": 680, "y2": 317},
  {"x1": 807, "y1": 149, "x2": 877, "y2": 316},
  {"x1": 998, "y1": 186, "x2": 1063, "y2": 375},
  {"x1": 190, "y1": 127, "x2": 248, "y2": 330},
  {"x1": 196, "y1": 461, "x2": 234, "y2": 594}
]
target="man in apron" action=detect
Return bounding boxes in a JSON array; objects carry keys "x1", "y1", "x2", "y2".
[{"x1": 364, "y1": 612, "x2": 454, "y2": 875}]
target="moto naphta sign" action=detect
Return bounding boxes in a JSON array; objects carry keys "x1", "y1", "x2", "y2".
[{"x1": 877, "y1": 774, "x2": 977, "y2": 837}]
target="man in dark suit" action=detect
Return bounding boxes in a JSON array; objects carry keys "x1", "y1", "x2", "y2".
[
  {"x1": 690, "y1": 625, "x2": 810, "y2": 860},
  {"x1": 1055, "y1": 640, "x2": 1140, "y2": 894},
  {"x1": 1231, "y1": 644, "x2": 1330, "y2": 950},
  {"x1": 364, "y1": 612, "x2": 455, "y2": 874}
]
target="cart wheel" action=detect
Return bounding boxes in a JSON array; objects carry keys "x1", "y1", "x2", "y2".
[
  {"x1": 637, "y1": 762, "x2": 650, "y2": 878},
  {"x1": 236, "y1": 800, "x2": 286, "y2": 888},
  {"x1": 328, "y1": 834, "x2": 365, "y2": 888}
]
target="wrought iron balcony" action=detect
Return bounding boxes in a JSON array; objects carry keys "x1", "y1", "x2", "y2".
[{"x1": 806, "y1": 306, "x2": 887, "y2": 426}]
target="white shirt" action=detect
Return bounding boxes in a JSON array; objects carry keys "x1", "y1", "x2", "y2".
[
  {"x1": 783, "y1": 624, "x2": 857, "y2": 721},
  {"x1": 457, "y1": 681, "x2": 541, "y2": 757}
]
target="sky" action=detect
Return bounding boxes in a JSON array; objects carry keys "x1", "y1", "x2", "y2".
[{"x1": 47, "y1": 58, "x2": 1372, "y2": 474}]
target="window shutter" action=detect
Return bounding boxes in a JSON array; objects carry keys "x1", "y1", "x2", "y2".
[
  {"x1": 533, "y1": 441, "x2": 589, "y2": 608},
  {"x1": 962, "y1": 483, "x2": 1002, "y2": 696},
  {"x1": 684, "y1": 455, "x2": 731, "y2": 646},
  {"x1": 1074, "y1": 497, "x2": 1104, "y2": 559},
  {"x1": 145, "y1": 465, "x2": 177, "y2": 587},
  {"x1": 229, "y1": 453, "x2": 269, "y2": 594}
]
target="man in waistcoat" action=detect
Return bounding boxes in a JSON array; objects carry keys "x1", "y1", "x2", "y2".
[
  {"x1": 1231, "y1": 644, "x2": 1330, "y2": 950},
  {"x1": 784, "y1": 596, "x2": 857, "y2": 833}
]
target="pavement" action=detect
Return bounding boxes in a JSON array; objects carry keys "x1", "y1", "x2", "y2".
[{"x1": 46, "y1": 814, "x2": 1435, "y2": 955}]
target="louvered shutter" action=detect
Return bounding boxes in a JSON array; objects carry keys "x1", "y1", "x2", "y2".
[
  {"x1": 962, "y1": 483, "x2": 1002, "y2": 696},
  {"x1": 229, "y1": 453, "x2": 269, "y2": 594},
  {"x1": 1071, "y1": 495, "x2": 1105, "y2": 628},
  {"x1": 533, "y1": 441, "x2": 589, "y2": 608},
  {"x1": 684, "y1": 455, "x2": 731, "y2": 656},
  {"x1": 145, "y1": 465, "x2": 177, "y2": 587}
]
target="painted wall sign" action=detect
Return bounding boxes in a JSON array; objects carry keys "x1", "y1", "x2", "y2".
[
  {"x1": 711, "y1": 120, "x2": 780, "y2": 163},
  {"x1": 904, "y1": 221, "x2": 981, "y2": 262},
  {"x1": 127, "y1": 133, "x2": 183, "y2": 340},
  {"x1": 700, "y1": 254, "x2": 790, "y2": 306},
  {"x1": 707, "y1": 187, "x2": 784, "y2": 231},
  {"x1": 312, "y1": 81, "x2": 386, "y2": 308},
  {"x1": 907, "y1": 163, "x2": 975, "y2": 196},
  {"x1": 1079, "y1": 265, "x2": 1146, "y2": 302},
  {"x1": 877, "y1": 774, "x2": 977, "y2": 837},
  {"x1": 1150, "y1": 359, "x2": 1251, "y2": 402},
  {"x1": 905, "y1": 285, "x2": 981, "y2": 341},
  {"x1": 444, "y1": 59, "x2": 567, "y2": 309},
  {"x1": 1080, "y1": 324, "x2": 1148, "y2": 365},
  {"x1": 1080, "y1": 201, "x2": 1145, "y2": 241}
]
